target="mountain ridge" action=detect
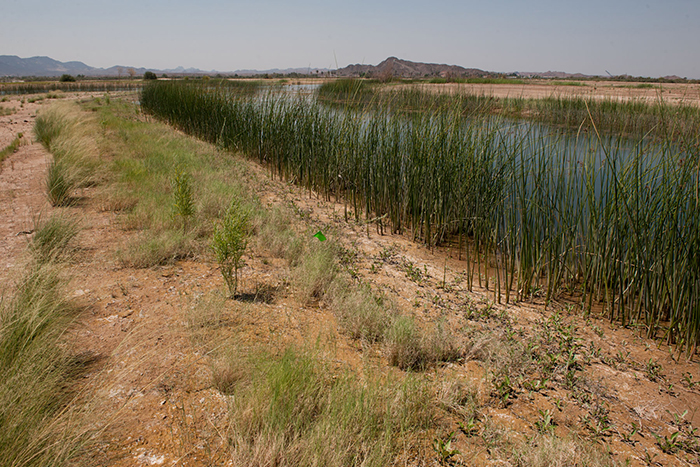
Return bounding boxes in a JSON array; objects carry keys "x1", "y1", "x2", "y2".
[{"x1": 0, "y1": 54, "x2": 643, "y2": 80}]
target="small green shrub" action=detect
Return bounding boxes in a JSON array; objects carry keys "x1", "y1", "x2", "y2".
[
  {"x1": 171, "y1": 167, "x2": 196, "y2": 230},
  {"x1": 59, "y1": 74, "x2": 76, "y2": 83},
  {"x1": 212, "y1": 199, "x2": 249, "y2": 297},
  {"x1": 143, "y1": 71, "x2": 158, "y2": 80}
]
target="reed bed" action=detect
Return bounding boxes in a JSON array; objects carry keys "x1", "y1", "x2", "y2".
[
  {"x1": 318, "y1": 82, "x2": 700, "y2": 142},
  {"x1": 0, "y1": 81, "x2": 141, "y2": 96},
  {"x1": 141, "y1": 81, "x2": 700, "y2": 352}
]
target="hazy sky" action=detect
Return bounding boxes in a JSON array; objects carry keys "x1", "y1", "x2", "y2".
[{"x1": 3, "y1": 0, "x2": 699, "y2": 78}]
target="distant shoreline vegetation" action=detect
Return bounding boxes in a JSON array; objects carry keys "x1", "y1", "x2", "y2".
[{"x1": 317, "y1": 79, "x2": 700, "y2": 142}]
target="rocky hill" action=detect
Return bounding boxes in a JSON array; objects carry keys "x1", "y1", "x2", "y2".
[{"x1": 336, "y1": 56, "x2": 491, "y2": 79}]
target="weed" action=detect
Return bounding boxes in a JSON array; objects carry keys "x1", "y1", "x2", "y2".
[
  {"x1": 535, "y1": 409, "x2": 555, "y2": 434},
  {"x1": 619, "y1": 422, "x2": 639, "y2": 444},
  {"x1": 404, "y1": 259, "x2": 424, "y2": 284},
  {"x1": 681, "y1": 372, "x2": 696, "y2": 389},
  {"x1": 492, "y1": 374, "x2": 514, "y2": 407},
  {"x1": 433, "y1": 431, "x2": 460, "y2": 465},
  {"x1": 458, "y1": 418, "x2": 479, "y2": 437},
  {"x1": 645, "y1": 358, "x2": 663, "y2": 382},
  {"x1": 653, "y1": 430, "x2": 681, "y2": 454}
]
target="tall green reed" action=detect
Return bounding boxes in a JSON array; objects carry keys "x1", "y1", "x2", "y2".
[{"x1": 141, "y1": 81, "x2": 700, "y2": 353}]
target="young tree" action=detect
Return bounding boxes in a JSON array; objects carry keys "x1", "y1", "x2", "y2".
[{"x1": 212, "y1": 200, "x2": 249, "y2": 297}]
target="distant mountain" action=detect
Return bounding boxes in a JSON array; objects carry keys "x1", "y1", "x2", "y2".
[
  {"x1": 0, "y1": 55, "x2": 97, "y2": 77},
  {"x1": 336, "y1": 57, "x2": 491, "y2": 79},
  {"x1": 0, "y1": 55, "x2": 156, "y2": 77},
  {"x1": 0, "y1": 55, "x2": 331, "y2": 78}
]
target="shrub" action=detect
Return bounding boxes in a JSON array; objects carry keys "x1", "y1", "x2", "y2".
[
  {"x1": 59, "y1": 74, "x2": 76, "y2": 83},
  {"x1": 171, "y1": 167, "x2": 195, "y2": 230},
  {"x1": 212, "y1": 199, "x2": 249, "y2": 297},
  {"x1": 143, "y1": 71, "x2": 158, "y2": 80}
]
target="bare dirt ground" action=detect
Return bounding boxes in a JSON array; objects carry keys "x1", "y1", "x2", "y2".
[
  {"x1": 0, "y1": 97, "x2": 47, "y2": 284},
  {"x1": 396, "y1": 80, "x2": 700, "y2": 107},
  {"x1": 1, "y1": 91, "x2": 700, "y2": 466}
]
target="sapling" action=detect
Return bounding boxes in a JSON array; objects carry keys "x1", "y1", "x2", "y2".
[{"x1": 212, "y1": 199, "x2": 248, "y2": 297}]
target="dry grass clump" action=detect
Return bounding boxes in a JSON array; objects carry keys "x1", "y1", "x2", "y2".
[
  {"x1": 31, "y1": 212, "x2": 80, "y2": 263},
  {"x1": 214, "y1": 346, "x2": 434, "y2": 467},
  {"x1": 0, "y1": 262, "x2": 86, "y2": 466},
  {"x1": 117, "y1": 230, "x2": 197, "y2": 268},
  {"x1": 437, "y1": 378, "x2": 482, "y2": 423},
  {"x1": 294, "y1": 241, "x2": 339, "y2": 304},
  {"x1": 35, "y1": 102, "x2": 101, "y2": 207},
  {"x1": 386, "y1": 316, "x2": 462, "y2": 371},
  {"x1": 327, "y1": 279, "x2": 393, "y2": 344},
  {"x1": 512, "y1": 434, "x2": 618, "y2": 467}
]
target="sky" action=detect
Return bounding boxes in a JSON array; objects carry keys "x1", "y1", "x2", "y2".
[{"x1": 2, "y1": 0, "x2": 699, "y2": 78}]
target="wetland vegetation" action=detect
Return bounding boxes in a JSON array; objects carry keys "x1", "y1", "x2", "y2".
[{"x1": 141, "y1": 79, "x2": 700, "y2": 353}]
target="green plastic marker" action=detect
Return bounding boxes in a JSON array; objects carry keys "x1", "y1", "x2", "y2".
[{"x1": 313, "y1": 231, "x2": 326, "y2": 242}]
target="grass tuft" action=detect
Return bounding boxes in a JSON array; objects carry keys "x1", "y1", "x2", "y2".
[
  {"x1": 0, "y1": 262, "x2": 85, "y2": 466},
  {"x1": 31, "y1": 213, "x2": 80, "y2": 262},
  {"x1": 216, "y1": 346, "x2": 434, "y2": 466},
  {"x1": 386, "y1": 316, "x2": 461, "y2": 371}
]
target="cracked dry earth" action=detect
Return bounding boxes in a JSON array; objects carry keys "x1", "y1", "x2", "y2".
[{"x1": 1, "y1": 92, "x2": 700, "y2": 466}]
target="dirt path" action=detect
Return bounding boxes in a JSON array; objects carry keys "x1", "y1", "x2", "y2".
[{"x1": 0, "y1": 97, "x2": 50, "y2": 285}]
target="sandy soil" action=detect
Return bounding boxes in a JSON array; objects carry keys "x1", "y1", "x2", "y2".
[
  {"x1": 1, "y1": 91, "x2": 699, "y2": 466},
  {"x1": 0, "y1": 97, "x2": 49, "y2": 284},
  {"x1": 399, "y1": 80, "x2": 700, "y2": 107}
]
